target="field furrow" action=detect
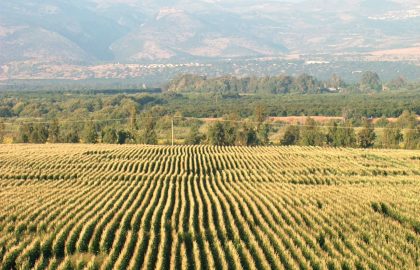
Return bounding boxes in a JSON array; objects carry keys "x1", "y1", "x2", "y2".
[{"x1": 0, "y1": 145, "x2": 419, "y2": 269}]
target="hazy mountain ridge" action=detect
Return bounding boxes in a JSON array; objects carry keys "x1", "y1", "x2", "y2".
[{"x1": 0, "y1": 0, "x2": 419, "y2": 67}]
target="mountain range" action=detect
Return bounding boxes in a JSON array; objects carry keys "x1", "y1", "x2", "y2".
[{"x1": 0, "y1": 0, "x2": 419, "y2": 66}]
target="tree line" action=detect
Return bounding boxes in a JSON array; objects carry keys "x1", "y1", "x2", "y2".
[
  {"x1": 2, "y1": 109, "x2": 418, "y2": 150},
  {"x1": 167, "y1": 71, "x2": 409, "y2": 95},
  {"x1": 9, "y1": 112, "x2": 159, "y2": 145},
  {"x1": 1, "y1": 83, "x2": 418, "y2": 124},
  {"x1": 277, "y1": 118, "x2": 419, "y2": 149},
  {"x1": 199, "y1": 111, "x2": 419, "y2": 150}
]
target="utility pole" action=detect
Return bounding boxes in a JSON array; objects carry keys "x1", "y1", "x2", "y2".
[{"x1": 171, "y1": 118, "x2": 174, "y2": 146}]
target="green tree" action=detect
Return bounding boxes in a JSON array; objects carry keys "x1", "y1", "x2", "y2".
[
  {"x1": 403, "y1": 126, "x2": 420, "y2": 149},
  {"x1": 236, "y1": 124, "x2": 259, "y2": 146},
  {"x1": 236, "y1": 124, "x2": 251, "y2": 146},
  {"x1": 357, "y1": 119, "x2": 376, "y2": 148},
  {"x1": 31, "y1": 124, "x2": 49, "y2": 144},
  {"x1": 130, "y1": 104, "x2": 137, "y2": 131},
  {"x1": 223, "y1": 123, "x2": 237, "y2": 146},
  {"x1": 328, "y1": 74, "x2": 344, "y2": 89},
  {"x1": 387, "y1": 76, "x2": 407, "y2": 90},
  {"x1": 207, "y1": 121, "x2": 236, "y2": 146},
  {"x1": 341, "y1": 121, "x2": 356, "y2": 147},
  {"x1": 360, "y1": 71, "x2": 382, "y2": 92},
  {"x1": 381, "y1": 124, "x2": 403, "y2": 149},
  {"x1": 18, "y1": 124, "x2": 33, "y2": 143},
  {"x1": 185, "y1": 125, "x2": 204, "y2": 145},
  {"x1": 273, "y1": 75, "x2": 293, "y2": 94},
  {"x1": 257, "y1": 123, "x2": 271, "y2": 146},
  {"x1": 253, "y1": 104, "x2": 270, "y2": 145},
  {"x1": 254, "y1": 104, "x2": 267, "y2": 125},
  {"x1": 139, "y1": 113, "x2": 157, "y2": 145},
  {"x1": 64, "y1": 131, "x2": 80, "y2": 143},
  {"x1": 117, "y1": 130, "x2": 134, "y2": 144},
  {"x1": 48, "y1": 119, "x2": 60, "y2": 143},
  {"x1": 281, "y1": 125, "x2": 300, "y2": 146},
  {"x1": 0, "y1": 121, "x2": 4, "y2": 143},
  {"x1": 208, "y1": 122, "x2": 226, "y2": 146},
  {"x1": 326, "y1": 121, "x2": 356, "y2": 147},
  {"x1": 299, "y1": 118, "x2": 325, "y2": 146},
  {"x1": 397, "y1": 110, "x2": 417, "y2": 129},
  {"x1": 293, "y1": 74, "x2": 319, "y2": 93},
  {"x1": 245, "y1": 127, "x2": 259, "y2": 146},
  {"x1": 326, "y1": 121, "x2": 339, "y2": 146},
  {"x1": 102, "y1": 127, "x2": 118, "y2": 144},
  {"x1": 83, "y1": 121, "x2": 98, "y2": 144}
]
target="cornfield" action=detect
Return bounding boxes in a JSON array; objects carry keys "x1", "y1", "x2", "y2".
[{"x1": 0, "y1": 145, "x2": 419, "y2": 270}]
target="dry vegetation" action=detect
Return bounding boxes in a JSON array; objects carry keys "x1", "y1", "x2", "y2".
[{"x1": 0, "y1": 145, "x2": 419, "y2": 269}]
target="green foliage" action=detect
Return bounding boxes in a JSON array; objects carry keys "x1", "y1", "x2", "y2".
[
  {"x1": 17, "y1": 124, "x2": 31, "y2": 143},
  {"x1": 49, "y1": 119, "x2": 60, "y2": 143},
  {"x1": 64, "y1": 130, "x2": 80, "y2": 143},
  {"x1": 328, "y1": 74, "x2": 345, "y2": 89},
  {"x1": 0, "y1": 105, "x2": 12, "y2": 117},
  {"x1": 397, "y1": 110, "x2": 418, "y2": 129},
  {"x1": 360, "y1": 71, "x2": 382, "y2": 92},
  {"x1": 0, "y1": 121, "x2": 4, "y2": 143},
  {"x1": 281, "y1": 125, "x2": 300, "y2": 146},
  {"x1": 293, "y1": 73, "x2": 320, "y2": 93},
  {"x1": 165, "y1": 90, "x2": 420, "y2": 118},
  {"x1": 380, "y1": 124, "x2": 403, "y2": 149},
  {"x1": 236, "y1": 124, "x2": 259, "y2": 146},
  {"x1": 102, "y1": 127, "x2": 118, "y2": 144},
  {"x1": 208, "y1": 122, "x2": 229, "y2": 146},
  {"x1": 357, "y1": 119, "x2": 376, "y2": 148},
  {"x1": 403, "y1": 127, "x2": 420, "y2": 150},
  {"x1": 254, "y1": 104, "x2": 267, "y2": 123},
  {"x1": 245, "y1": 126, "x2": 259, "y2": 146},
  {"x1": 168, "y1": 73, "x2": 322, "y2": 95},
  {"x1": 326, "y1": 121, "x2": 356, "y2": 147},
  {"x1": 83, "y1": 121, "x2": 98, "y2": 144},
  {"x1": 207, "y1": 121, "x2": 240, "y2": 146},
  {"x1": 130, "y1": 104, "x2": 138, "y2": 131},
  {"x1": 117, "y1": 130, "x2": 134, "y2": 144},
  {"x1": 0, "y1": 85, "x2": 418, "y2": 139},
  {"x1": 223, "y1": 123, "x2": 237, "y2": 146},
  {"x1": 16, "y1": 123, "x2": 49, "y2": 144},
  {"x1": 185, "y1": 125, "x2": 204, "y2": 145},
  {"x1": 299, "y1": 118, "x2": 325, "y2": 146},
  {"x1": 31, "y1": 124, "x2": 49, "y2": 144},
  {"x1": 387, "y1": 76, "x2": 407, "y2": 90},
  {"x1": 257, "y1": 123, "x2": 271, "y2": 146},
  {"x1": 138, "y1": 113, "x2": 157, "y2": 145}
]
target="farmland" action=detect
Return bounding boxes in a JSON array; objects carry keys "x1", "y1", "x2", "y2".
[{"x1": 0, "y1": 145, "x2": 419, "y2": 269}]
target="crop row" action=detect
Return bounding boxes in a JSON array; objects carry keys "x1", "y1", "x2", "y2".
[{"x1": 0, "y1": 145, "x2": 419, "y2": 269}]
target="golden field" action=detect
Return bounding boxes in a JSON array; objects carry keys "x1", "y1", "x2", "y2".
[{"x1": 0, "y1": 145, "x2": 419, "y2": 270}]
